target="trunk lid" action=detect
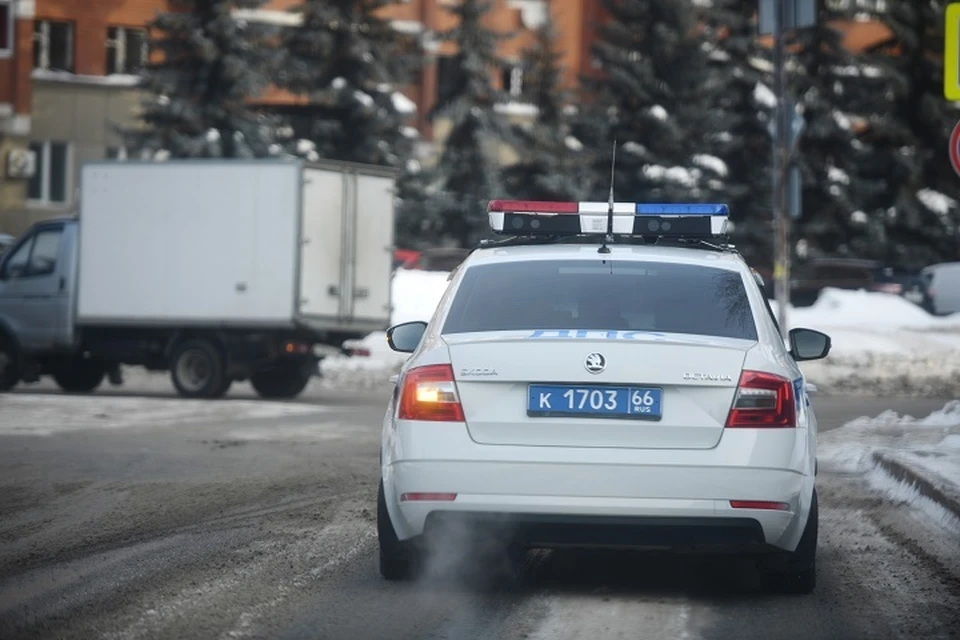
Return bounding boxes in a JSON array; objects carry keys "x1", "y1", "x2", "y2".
[{"x1": 445, "y1": 331, "x2": 751, "y2": 449}]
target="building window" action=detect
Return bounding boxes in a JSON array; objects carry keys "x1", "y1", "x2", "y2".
[
  {"x1": 501, "y1": 64, "x2": 523, "y2": 98},
  {"x1": 106, "y1": 26, "x2": 148, "y2": 75},
  {"x1": 34, "y1": 20, "x2": 74, "y2": 72},
  {"x1": 27, "y1": 141, "x2": 71, "y2": 204},
  {"x1": 0, "y1": 0, "x2": 13, "y2": 57}
]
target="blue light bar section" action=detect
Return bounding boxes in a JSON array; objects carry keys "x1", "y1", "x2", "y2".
[{"x1": 635, "y1": 203, "x2": 729, "y2": 216}]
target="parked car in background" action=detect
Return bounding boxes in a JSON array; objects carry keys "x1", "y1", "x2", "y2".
[
  {"x1": 789, "y1": 258, "x2": 913, "y2": 307},
  {"x1": 393, "y1": 249, "x2": 421, "y2": 271},
  {"x1": 0, "y1": 234, "x2": 14, "y2": 256},
  {"x1": 918, "y1": 262, "x2": 960, "y2": 315}
]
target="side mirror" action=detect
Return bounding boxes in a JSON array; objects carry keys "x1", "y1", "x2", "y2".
[
  {"x1": 789, "y1": 328, "x2": 831, "y2": 362},
  {"x1": 386, "y1": 321, "x2": 428, "y2": 353}
]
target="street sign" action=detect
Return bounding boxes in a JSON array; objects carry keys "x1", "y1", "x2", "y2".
[
  {"x1": 949, "y1": 119, "x2": 960, "y2": 177},
  {"x1": 758, "y1": 0, "x2": 817, "y2": 36},
  {"x1": 946, "y1": 3, "x2": 960, "y2": 100}
]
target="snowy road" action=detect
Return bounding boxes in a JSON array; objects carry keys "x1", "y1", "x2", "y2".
[{"x1": 1, "y1": 388, "x2": 958, "y2": 640}]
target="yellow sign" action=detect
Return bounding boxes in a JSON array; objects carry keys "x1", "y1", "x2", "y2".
[{"x1": 946, "y1": 3, "x2": 960, "y2": 100}]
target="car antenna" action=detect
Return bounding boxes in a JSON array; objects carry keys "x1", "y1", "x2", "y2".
[{"x1": 599, "y1": 139, "x2": 616, "y2": 255}]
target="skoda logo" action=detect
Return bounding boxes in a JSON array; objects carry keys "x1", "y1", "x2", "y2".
[{"x1": 584, "y1": 352, "x2": 606, "y2": 374}]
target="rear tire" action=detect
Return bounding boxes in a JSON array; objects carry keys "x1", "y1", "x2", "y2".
[
  {"x1": 378, "y1": 481, "x2": 416, "y2": 581},
  {"x1": 210, "y1": 378, "x2": 233, "y2": 399},
  {"x1": 764, "y1": 489, "x2": 818, "y2": 594},
  {"x1": 170, "y1": 339, "x2": 226, "y2": 399},
  {"x1": 250, "y1": 364, "x2": 311, "y2": 399},
  {"x1": 0, "y1": 335, "x2": 19, "y2": 392},
  {"x1": 53, "y1": 358, "x2": 106, "y2": 393}
]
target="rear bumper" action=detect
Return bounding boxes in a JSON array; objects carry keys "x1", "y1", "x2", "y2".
[
  {"x1": 381, "y1": 424, "x2": 814, "y2": 553},
  {"x1": 421, "y1": 512, "x2": 769, "y2": 552}
]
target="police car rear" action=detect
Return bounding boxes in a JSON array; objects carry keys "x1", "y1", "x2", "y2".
[{"x1": 378, "y1": 200, "x2": 831, "y2": 594}]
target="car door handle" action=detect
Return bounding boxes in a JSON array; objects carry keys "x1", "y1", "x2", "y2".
[
  {"x1": 59, "y1": 277, "x2": 65, "y2": 291},
  {"x1": 389, "y1": 374, "x2": 399, "y2": 385}
]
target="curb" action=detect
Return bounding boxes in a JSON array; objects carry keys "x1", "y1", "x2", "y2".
[{"x1": 872, "y1": 451, "x2": 960, "y2": 522}]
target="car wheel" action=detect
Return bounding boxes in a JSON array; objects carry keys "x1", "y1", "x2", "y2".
[
  {"x1": 378, "y1": 481, "x2": 416, "y2": 581},
  {"x1": 170, "y1": 338, "x2": 226, "y2": 399},
  {"x1": 764, "y1": 489, "x2": 818, "y2": 594}
]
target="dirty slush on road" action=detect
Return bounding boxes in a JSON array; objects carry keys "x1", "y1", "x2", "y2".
[{"x1": 1, "y1": 392, "x2": 960, "y2": 640}]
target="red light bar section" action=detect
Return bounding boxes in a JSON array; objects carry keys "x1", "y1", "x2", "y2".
[
  {"x1": 400, "y1": 492, "x2": 458, "y2": 502},
  {"x1": 487, "y1": 200, "x2": 579, "y2": 214},
  {"x1": 729, "y1": 500, "x2": 791, "y2": 511}
]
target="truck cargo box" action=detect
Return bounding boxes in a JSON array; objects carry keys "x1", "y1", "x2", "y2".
[{"x1": 76, "y1": 159, "x2": 395, "y2": 334}]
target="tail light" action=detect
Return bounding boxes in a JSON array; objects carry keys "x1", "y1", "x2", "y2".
[
  {"x1": 398, "y1": 364, "x2": 464, "y2": 422},
  {"x1": 725, "y1": 370, "x2": 796, "y2": 428}
]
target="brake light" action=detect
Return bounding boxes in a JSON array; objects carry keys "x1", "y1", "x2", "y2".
[
  {"x1": 725, "y1": 370, "x2": 796, "y2": 428},
  {"x1": 397, "y1": 364, "x2": 464, "y2": 422},
  {"x1": 729, "y1": 500, "x2": 790, "y2": 511}
]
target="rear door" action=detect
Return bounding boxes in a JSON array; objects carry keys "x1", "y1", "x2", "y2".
[
  {"x1": 441, "y1": 259, "x2": 758, "y2": 450},
  {"x1": 299, "y1": 167, "x2": 345, "y2": 319},
  {"x1": 350, "y1": 173, "x2": 394, "y2": 326}
]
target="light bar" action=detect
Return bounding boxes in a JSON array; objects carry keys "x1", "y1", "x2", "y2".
[{"x1": 487, "y1": 200, "x2": 730, "y2": 237}]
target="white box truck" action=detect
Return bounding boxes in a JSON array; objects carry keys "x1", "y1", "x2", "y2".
[{"x1": 0, "y1": 158, "x2": 396, "y2": 399}]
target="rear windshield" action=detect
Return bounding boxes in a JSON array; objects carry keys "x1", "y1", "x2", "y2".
[{"x1": 442, "y1": 260, "x2": 758, "y2": 340}]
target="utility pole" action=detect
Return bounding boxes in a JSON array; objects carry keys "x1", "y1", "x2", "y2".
[
  {"x1": 759, "y1": 0, "x2": 815, "y2": 338},
  {"x1": 771, "y1": 0, "x2": 790, "y2": 337}
]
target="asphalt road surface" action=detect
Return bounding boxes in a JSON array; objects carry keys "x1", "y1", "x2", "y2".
[{"x1": 1, "y1": 383, "x2": 958, "y2": 640}]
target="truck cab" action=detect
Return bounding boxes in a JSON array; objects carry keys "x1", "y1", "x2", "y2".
[{"x1": 0, "y1": 220, "x2": 79, "y2": 388}]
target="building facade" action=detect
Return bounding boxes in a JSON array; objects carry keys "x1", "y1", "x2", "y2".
[
  {"x1": 0, "y1": 0, "x2": 591, "y2": 235},
  {"x1": 0, "y1": 0, "x2": 891, "y2": 236}
]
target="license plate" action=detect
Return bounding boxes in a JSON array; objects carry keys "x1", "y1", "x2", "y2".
[{"x1": 527, "y1": 384, "x2": 663, "y2": 420}]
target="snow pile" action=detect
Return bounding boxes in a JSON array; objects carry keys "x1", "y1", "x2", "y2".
[
  {"x1": 819, "y1": 401, "x2": 960, "y2": 529},
  {"x1": 789, "y1": 288, "x2": 960, "y2": 396},
  {"x1": 319, "y1": 269, "x2": 451, "y2": 389}
]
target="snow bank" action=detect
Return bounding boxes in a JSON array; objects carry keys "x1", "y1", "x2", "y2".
[
  {"x1": 788, "y1": 288, "x2": 960, "y2": 395},
  {"x1": 819, "y1": 401, "x2": 960, "y2": 527},
  {"x1": 788, "y1": 288, "x2": 960, "y2": 332}
]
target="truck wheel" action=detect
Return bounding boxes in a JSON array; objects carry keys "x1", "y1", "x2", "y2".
[
  {"x1": 250, "y1": 364, "x2": 312, "y2": 399},
  {"x1": 170, "y1": 339, "x2": 225, "y2": 399},
  {"x1": 53, "y1": 359, "x2": 106, "y2": 394},
  {"x1": 210, "y1": 378, "x2": 233, "y2": 399},
  {"x1": 0, "y1": 336, "x2": 19, "y2": 392}
]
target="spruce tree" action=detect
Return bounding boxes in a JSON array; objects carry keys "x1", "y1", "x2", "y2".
[
  {"x1": 698, "y1": 0, "x2": 776, "y2": 268},
  {"x1": 127, "y1": 0, "x2": 282, "y2": 158},
  {"x1": 788, "y1": 4, "x2": 891, "y2": 263},
  {"x1": 865, "y1": 1, "x2": 960, "y2": 267},
  {"x1": 500, "y1": 11, "x2": 590, "y2": 201},
  {"x1": 428, "y1": 0, "x2": 513, "y2": 247},
  {"x1": 280, "y1": 0, "x2": 421, "y2": 167},
  {"x1": 580, "y1": 0, "x2": 725, "y2": 203}
]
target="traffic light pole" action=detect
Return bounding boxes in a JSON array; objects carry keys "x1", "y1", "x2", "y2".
[{"x1": 771, "y1": 0, "x2": 791, "y2": 339}]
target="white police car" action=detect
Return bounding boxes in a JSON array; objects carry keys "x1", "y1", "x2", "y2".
[{"x1": 378, "y1": 200, "x2": 831, "y2": 593}]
